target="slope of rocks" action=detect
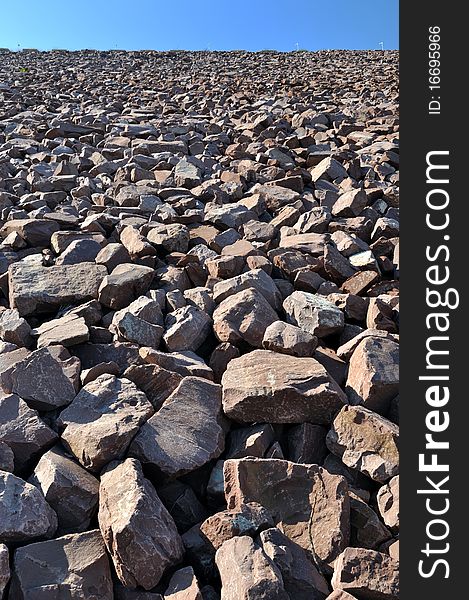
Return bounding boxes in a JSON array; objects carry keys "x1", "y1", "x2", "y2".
[{"x1": 0, "y1": 48, "x2": 399, "y2": 599}]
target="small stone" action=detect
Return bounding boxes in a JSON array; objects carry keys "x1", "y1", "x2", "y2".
[
  {"x1": 259, "y1": 527, "x2": 330, "y2": 600},
  {"x1": 213, "y1": 268, "x2": 282, "y2": 311},
  {"x1": 345, "y1": 336, "x2": 399, "y2": 414},
  {"x1": 332, "y1": 189, "x2": 368, "y2": 217},
  {"x1": 331, "y1": 547, "x2": 399, "y2": 600},
  {"x1": 0, "y1": 308, "x2": 32, "y2": 347},
  {"x1": 262, "y1": 320, "x2": 318, "y2": 357},
  {"x1": 227, "y1": 424, "x2": 275, "y2": 459},
  {"x1": 120, "y1": 225, "x2": 156, "y2": 258},
  {"x1": 284, "y1": 291, "x2": 344, "y2": 338},
  {"x1": 129, "y1": 377, "x2": 225, "y2": 477},
  {"x1": 164, "y1": 306, "x2": 212, "y2": 352},
  {"x1": 11, "y1": 530, "x2": 113, "y2": 599},
  {"x1": 215, "y1": 536, "x2": 288, "y2": 600},
  {"x1": 0, "y1": 347, "x2": 76, "y2": 411},
  {"x1": 213, "y1": 288, "x2": 278, "y2": 348},
  {"x1": 29, "y1": 446, "x2": 99, "y2": 534},
  {"x1": 326, "y1": 406, "x2": 399, "y2": 483},
  {"x1": 147, "y1": 223, "x2": 190, "y2": 253},
  {"x1": 33, "y1": 313, "x2": 89, "y2": 348},
  {"x1": 0, "y1": 470, "x2": 57, "y2": 542},
  {"x1": 0, "y1": 394, "x2": 57, "y2": 471},
  {"x1": 98, "y1": 263, "x2": 155, "y2": 309},
  {"x1": 98, "y1": 458, "x2": 183, "y2": 589},
  {"x1": 377, "y1": 475, "x2": 399, "y2": 531},
  {"x1": 165, "y1": 566, "x2": 203, "y2": 600},
  {"x1": 58, "y1": 374, "x2": 154, "y2": 472},
  {"x1": 222, "y1": 350, "x2": 347, "y2": 424}
]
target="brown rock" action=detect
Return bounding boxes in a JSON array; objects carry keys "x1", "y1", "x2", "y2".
[
  {"x1": 326, "y1": 406, "x2": 399, "y2": 483},
  {"x1": 164, "y1": 306, "x2": 212, "y2": 352},
  {"x1": 98, "y1": 263, "x2": 154, "y2": 309},
  {"x1": 262, "y1": 320, "x2": 318, "y2": 357},
  {"x1": 215, "y1": 536, "x2": 288, "y2": 600},
  {"x1": 98, "y1": 458, "x2": 183, "y2": 589},
  {"x1": 139, "y1": 347, "x2": 214, "y2": 380},
  {"x1": 332, "y1": 189, "x2": 368, "y2": 218},
  {"x1": 120, "y1": 225, "x2": 156, "y2": 258},
  {"x1": 222, "y1": 350, "x2": 347, "y2": 424},
  {"x1": 209, "y1": 343, "x2": 240, "y2": 383},
  {"x1": 345, "y1": 337, "x2": 399, "y2": 414},
  {"x1": 9, "y1": 262, "x2": 106, "y2": 316},
  {"x1": 0, "y1": 470, "x2": 57, "y2": 542},
  {"x1": 284, "y1": 291, "x2": 344, "y2": 338},
  {"x1": 123, "y1": 364, "x2": 183, "y2": 410},
  {"x1": 58, "y1": 374, "x2": 154, "y2": 472},
  {"x1": 33, "y1": 313, "x2": 89, "y2": 348},
  {"x1": 165, "y1": 566, "x2": 203, "y2": 600},
  {"x1": 331, "y1": 547, "x2": 399, "y2": 600},
  {"x1": 213, "y1": 288, "x2": 278, "y2": 348},
  {"x1": 224, "y1": 458, "x2": 350, "y2": 569},
  {"x1": 377, "y1": 475, "x2": 399, "y2": 532},
  {"x1": 0, "y1": 218, "x2": 59, "y2": 247},
  {"x1": 336, "y1": 329, "x2": 399, "y2": 362},
  {"x1": 0, "y1": 394, "x2": 57, "y2": 471},
  {"x1": 0, "y1": 347, "x2": 76, "y2": 411},
  {"x1": 0, "y1": 308, "x2": 32, "y2": 347},
  {"x1": 349, "y1": 494, "x2": 391, "y2": 550},
  {"x1": 129, "y1": 377, "x2": 225, "y2": 477},
  {"x1": 259, "y1": 527, "x2": 330, "y2": 600},
  {"x1": 11, "y1": 530, "x2": 113, "y2": 599},
  {"x1": 29, "y1": 446, "x2": 99, "y2": 534},
  {"x1": 287, "y1": 423, "x2": 327, "y2": 465}
]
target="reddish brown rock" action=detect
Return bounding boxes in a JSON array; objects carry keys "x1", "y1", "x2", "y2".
[
  {"x1": 98, "y1": 263, "x2": 154, "y2": 309},
  {"x1": 283, "y1": 291, "x2": 344, "y2": 338},
  {"x1": 165, "y1": 566, "x2": 203, "y2": 600},
  {"x1": 262, "y1": 320, "x2": 318, "y2": 357},
  {"x1": 326, "y1": 406, "x2": 399, "y2": 483},
  {"x1": 58, "y1": 374, "x2": 154, "y2": 472},
  {"x1": 331, "y1": 547, "x2": 399, "y2": 600},
  {"x1": 129, "y1": 377, "x2": 225, "y2": 477},
  {"x1": 10, "y1": 530, "x2": 113, "y2": 599},
  {"x1": 224, "y1": 458, "x2": 350, "y2": 569},
  {"x1": 377, "y1": 475, "x2": 399, "y2": 532},
  {"x1": 222, "y1": 350, "x2": 347, "y2": 424},
  {"x1": 98, "y1": 458, "x2": 183, "y2": 589}
]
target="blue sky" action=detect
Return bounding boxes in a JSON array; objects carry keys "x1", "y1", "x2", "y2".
[{"x1": 0, "y1": 1, "x2": 399, "y2": 52}]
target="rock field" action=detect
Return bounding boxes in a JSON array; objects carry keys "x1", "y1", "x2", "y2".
[{"x1": 0, "y1": 48, "x2": 399, "y2": 599}]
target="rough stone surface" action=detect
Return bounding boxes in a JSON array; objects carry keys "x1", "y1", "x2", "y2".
[
  {"x1": 284, "y1": 291, "x2": 344, "y2": 338},
  {"x1": 98, "y1": 458, "x2": 183, "y2": 589},
  {"x1": 222, "y1": 350, "x2": 347, "y2": 424}
]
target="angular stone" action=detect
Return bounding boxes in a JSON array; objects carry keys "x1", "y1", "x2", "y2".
[
  {"x1": 200, "y1": 503, "x2": 274, "y2": 551},
  {"x1": 0, "y1": 443, "x2": 14, "y2": 473},
  {"x1": 215, "y1": 536, "x2": 288, "y2": 600},
  {"x1": 326, "y1": 592, "x2": 357, "y2": 600},
  {"x1": 0, "y1": 347, "x2": 76, "y2": 411},
  {"x1": 332, "y1": 189, "x2": 368, "y2": 218},
  {"x1": 98, "y1": 263, "x2": 154, "y2": 309},
  {"x1": 9, "y1": 262, "x2": 107, "y2": 316},
  {"x1": 58, "y1": 374, "x2": 154, "y2": 472},
  {"x1": 326, "y1": 406, "x2": 399, "y2": 483},
  {"x1": 377, "y1": 475, "x2": 399, "y2": 531},
  {"x1": 120, "y1": 225, "x2": 156, "y2": 258},
  {"x1": 350, "y1": 493, "x2": 391, "y2": 550},
  {"x1": 287, "y1": 423, "x2": 328, "y2": 465},
  {"x1": 209, "y1": 342, "x2": 240, "y2": 383},
  {"x1": 164, "y1": 306, "x2": 212, "y2": 352},
  {"x1": 0, "y1": 308, "x2": 32, "y2": 347},
  {"x1": 0, "y1": 218, "x2": 59, "y2": 247},
  {"x1": 259, "y1": 527, "x2": 330, "y2": 600},
  {"x1": 227, "y1": 424, "x2": 275, "y2": 459},
  {"x1": 336, "y1": 329, "x2": 399, "y2": 362},
  {"x1": 130, "y1": 377, "x2": 225, "y2": 477},
  {"x1": 222, "y1": 350, "x2": 347, "y2": 424},
  {"x1": 29, "y1": 446, "x2": 99, "y2": 534},
  {"x1": 157, "y1": 480, "x2": 208, "y2": 533},
  {"x1": 331, "y1": 548, "x2": 399, "y2": 600},
  {"x1": 139, "y1": 347, "x2": 214, "y2": 380},
  {"x1": 98, "y1": 458, "x2": 183, "y2": 589},
  {"x1": 324, "y1": 244, "x2": 356, "y2": 284},
  {"x1": 147, "y1": 223, "x2": 190, "y2": 253},
  {"x1": 284, "y1": 291, "x2": 344, "y2": 338},
  {"x1": 262, "y1": 320, "x2": 318, "y2": 357},
  {"x1": 224, "y1": 458, "x2": 350, "y2": 568},
  {"x1": 113, "y1": 311, "x2": 163, "y2": 348},
  {"x1": 11, "y1": 530, "x2": 113, "y2": 599},
  {"x1": 123, "y1": 364, "x2": 183, "y2": 410},
  {"x1": 165, "y1": 566, "x2": 203, "y2": 600},
  {"x1": 0, "y1": 394, "x2": 57, "y2": 471},
  {"x1": 0, "y1": 470, "x2": 57, "y2": 542},
  {"x1": 213, "y1": 288, "x2": 278, "y2": 348},
  {"x1": 213, "y1": 268, "x2": 282, "y2": 311},
  {"x1": 33, "y1": 313, "x2": 89, "y2": 348},
  {"x1": 345, "y1": 337, "x2": 399, "y2": 414},
  {"x1": 310, "y1": 157, "x2": 348, "y2": 183}
]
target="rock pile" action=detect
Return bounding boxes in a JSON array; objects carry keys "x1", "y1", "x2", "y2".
[{"x1": 0, "y1": 48, "x2": 399, "y2": 599}]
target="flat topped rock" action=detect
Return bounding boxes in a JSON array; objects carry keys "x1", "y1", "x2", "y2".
[
  {"x1": 222, "y1": 349, "x2": 347, "y2": 424},
  {"x1": 9, "y1": 261, "x2": 107, "y2": 316},
  {"x1": 129, "y1": 377, "x2": 225, "y2": 477},
  {"x1": 10, "y1": 529, "x2": 113, "y2": 600}
]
